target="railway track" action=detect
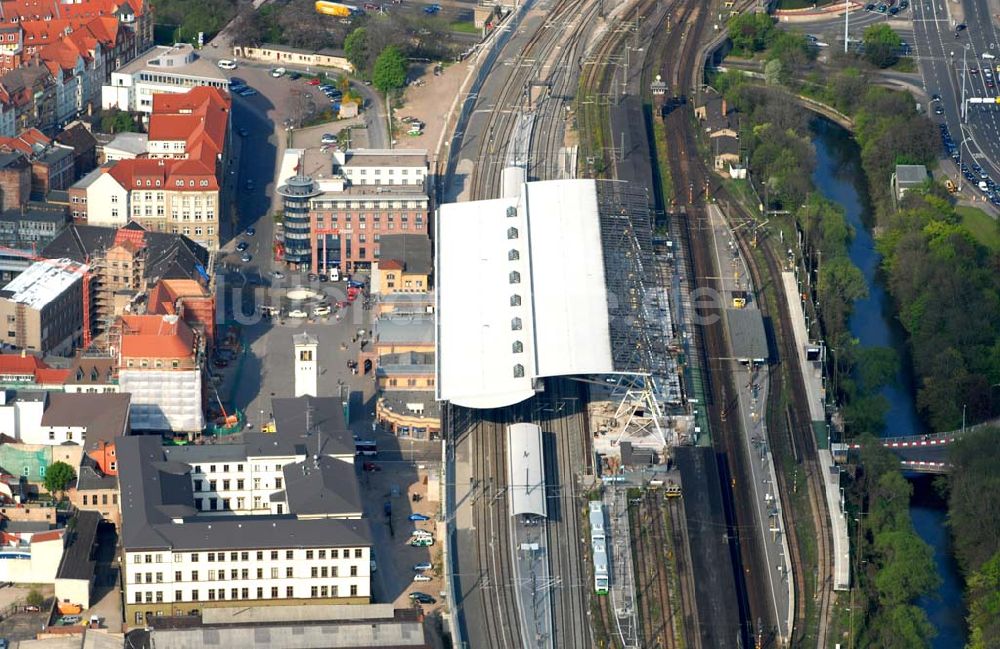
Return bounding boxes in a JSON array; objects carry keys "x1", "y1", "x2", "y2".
[
  {"x1": 469, "y1": 0, "x2": 600, "y2": 199},
  {"x1": 641, "y1": 0, "x2": 836, "y2": 641},
  {"x1": 630, "y1": 491, "x2": 681, "y2": 649},
  {"x1": 538, "y1": 378, "x2": 590, "y2": 649},
  {"x1": 665, "y1": 495, "x2": 699, "y2": 649},
  {"x1": 650, "y1": 0, "x2": 769, "y2": 645},
  {"x1": 468, "y1": 408, "x2": 524, "y2": 649}
]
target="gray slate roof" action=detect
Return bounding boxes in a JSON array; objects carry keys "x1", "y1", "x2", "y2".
[
  {"x1": 376, "y1": 315, "x2": 434, "y2": 346},
  {"x1": 56, "y1": 510, "x2": 100, "y2": 580},
  {"x1": 281, "y1": 456, "x2": 362, "y2": 516},
  {"x1": 724, "y1": 308, "x2": 769, "y2": 362},
  {"x1": 378, "y1": 234, "x2": 432, "y2": 276},
  {"x1": 40, "y1": 392, "x2": 131, "y2": 448},
  {"x1": 41, "y1": 222, "x2": 209, "y2": 284},
  {"x1": 377, "y1": 351, "x2": 434, "y2": 376}
]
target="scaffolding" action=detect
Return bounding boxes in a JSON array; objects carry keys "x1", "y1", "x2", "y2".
[{"x1": 594, "y1": 181, "x2": 677, "y2": 448}]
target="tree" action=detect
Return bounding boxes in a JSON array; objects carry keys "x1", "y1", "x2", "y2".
[
  {"x1": 857, "y1": 346, "x2": 899, "y2": 392},
  {"x1": 26, "y1": 589, "x2": 44, "y2": 608},
  {"x1": 727, "y1": 12, "x2": 775, "y2": 53},
  {"x1": 372, "y1": 45, "x2": 407, "y2": 94},
  {"x1": 344, "y1": 27, "x2": 370, "y2": 75},
  {"x1": 100, "y1": 109, "x2": 137, "y2": 135},
  {"x1": 863, "y1": 24, "x2": 903, "y2": 68},
  {"x1": 966, "y1": 550, "x2": 1000, "y2": 649},
  {"x1": 43, "y1": 461, "x2": 76, "y2": 499}
]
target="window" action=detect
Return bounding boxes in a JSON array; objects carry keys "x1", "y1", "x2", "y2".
[
  {"x1": 354, "y1": 549, "x2": 363, "y2": 559},
  {"x1": 513, "y1": 341, "x2": 524, "y2": 353},
  {"x1": 194, "y1": 480, "x2": 202, "y2": 491},
  {"x1": 331, "y1": 549, "x2": 339, "y2": 559},
  {"x1": 508, "y1": 249, "x2": 520, "y2": 261},
  {"x1": 350, "y1": 565, "x2": 357, "y2": 577},
  {"x1": 175, "y1": 571, "x2": 182, "y2": 581},
  {"x1": 507, "y1": 227, "x2": 518, "y2": 239},
  {"x1": 257, "y1": 551, "x2": 263, "y2": 560},
  {"x1": 271, "y1": 567, "x2": 279, "y2": 579},
  {"x1": 332, "y1": 566, "x2": 338, "y2": 577},
  {"x1": 241, "y1": 552, "x2": 249, "y2": 561},
  {"x1": 208, "y1": 570, "x2": 216, "y2": 580},
  {"x1": 312, "y1": 586, "x2": 319, "y2": 598},
  {"x1": 191, "y1": 589, "x2": 198, "y2": 600},
  {"x1": 257, "y1": 568, "x2": 263, "y2": 579},
  {"x1": 311, "y1": 567, "x2": 318, "y2": 578},
  {"x1": 191, "y1": 571, "x2": 198, "y2": 581},
  {"x1": 514, "y1": 364, "x2": 525, "y2": 378},
  {"x1": 286, "y1": 586, "x2": 294, "y2": 598},
  {"x1": 271, "y1": 551, "x2": 279, "y2": 560},
  {"x1": 510, "y1": 294, "x2": 521, "y2": 307},
  {"x1": 286, "y1": 567, "x2": 293, "y2": 578},
  {"x1": 350, "y1": 585, "x2": 358, "y2": 596},
  {"x1": 276, "y1": 478, "x2": 283, "y2": 489},
  {"x1": 321, "y1": 566, "x2": 328, "y2": 578},
  {"x1": 506, "y1": 206, "x2": 517, "y2": 218},
  {"x1": 319, "y1": 550, "x2": 326, "y2": 559},
  {"x1": 286, "y1": 550, "x2": 293, "y2": 560},
  {"x1": 509, "y1": 271, "x2": 521, "y2": 284},
  {"x1": 306, "y1": 551, "x2": 314, "y2": 560},
  {"x1": 271, "y1": 587, "x2": 279, "y2": 598},
  {"x1": 511, "y1": 317, "x2": 522, "y2": 331},
  {"x1": 175, "y1": 590, "x2": 182, "y2": 601}
]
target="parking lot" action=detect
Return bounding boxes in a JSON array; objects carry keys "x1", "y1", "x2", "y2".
[{"x1": 0, "y1": 585, "x2": 54, "y2": 643}]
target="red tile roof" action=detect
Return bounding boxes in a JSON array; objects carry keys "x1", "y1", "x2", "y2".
[
  {"x1": 113, "y1": 227, "x2": 146, "y2": 250},
  {"x1": 30, "y1": 529, "x2": 63, "y2": 543},
  {"x1": 0, "y1": 352, "x2": 47, "y2": 374},
  {"x1": 35, "y1": 367, "x2": 70, "y2": 384},
  {"x1": 380, "y1": 259, "x2": 404, "y2": 271},
  {"x1": 119, "y1": 314, "x2": 196, "y2": 359},
  {"x1": 104, "y1": 87, "x2": 229, "y2": 194}
]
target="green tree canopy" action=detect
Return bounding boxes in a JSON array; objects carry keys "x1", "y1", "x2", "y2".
[
  {"x1": 43, "y1": 461, "x2": 76, "y2": 498},
  {"x1": 344, "y1": 28, "x2": 370, "y2": 76},
  {"x1": 372, "y1": 45, "x2": 407, "y2": 94},
  {"x1": 100, "y1": 109, "x2": 137, "y2": 135},
  {"x1": 727, "y1": 12, "x2": 775, "y2": 53},
  {"x1": 863, "y1": 24, "x2": 903, "y2": 68},
  {"x1": 26, "y1": 589, "x2": 44, "y2": 608},
  {"x1": 966, "y1": 549, "x2": 1000, "y2": 649}
]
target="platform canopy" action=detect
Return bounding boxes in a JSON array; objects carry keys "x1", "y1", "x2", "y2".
[
  {"x1": 506, "y1": 423, "x2": 547, "y2": 518},
  {"x1": 436, "y1": 179, "x2": 617, "y2": 408}
]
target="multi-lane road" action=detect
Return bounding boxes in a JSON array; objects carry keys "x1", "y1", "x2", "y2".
[{"x1": 911, "y1": 0, "x2": 1000, "y2": 174}]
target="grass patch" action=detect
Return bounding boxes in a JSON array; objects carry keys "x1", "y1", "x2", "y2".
[
  {"x1": 890, "y1": 56, "x2": 917, "y2": 73},
  {"x1": 956, "y1": 205, "x2": 1000, "y2": 250},
  {"x1": 450, "y1": 20, "x2": 480, "y2": 34}
]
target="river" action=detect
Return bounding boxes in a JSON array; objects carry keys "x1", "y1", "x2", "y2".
[{"x1": 810, "y1": 118, "x2": 967, "y2": 648}]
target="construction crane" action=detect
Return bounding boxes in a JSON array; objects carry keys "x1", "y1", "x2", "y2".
[{"x1": 0, "y1": 245, "x2": 95, "y2": 348}]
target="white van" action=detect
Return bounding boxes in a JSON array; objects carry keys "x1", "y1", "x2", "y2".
[
  {"x1": 271, "y1": 67, "x2": 286, "y2": 77},
  {"x1": 411, "y1": 530, "x2": 433, "y2": 538},
  {"x1": 217, "y1": 59, "x2": 237, "y2": 70},
  {"x1": 982, "y1": 52, "x2": 996, "y2": 60}
]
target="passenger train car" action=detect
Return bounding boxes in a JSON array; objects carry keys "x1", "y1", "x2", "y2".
[{"x1": 590, "y1": 501, "x2": 609, "y2": 595}]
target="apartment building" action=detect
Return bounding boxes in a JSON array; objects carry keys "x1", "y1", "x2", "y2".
[
  {"x1": 116, "y1": 313, "x2": 203, "y2": 433},
  {"x1": 118, "y1": 396, "x2": 372, "y2": 625},
  {"x1": 0, "y1": 258, "x2": 87, "y2": 354},
  {"x1": 72, "y1": 86, "x2": 230, "y2": 250}
]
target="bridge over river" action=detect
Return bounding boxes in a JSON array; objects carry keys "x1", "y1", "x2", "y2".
[{"x1": 834, "y1": 420, "x2": 1000, "y2": 474}]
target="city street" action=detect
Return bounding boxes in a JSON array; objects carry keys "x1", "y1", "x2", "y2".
[{"x1": 912, "y1": 0, "x2": 1000, "y2": 175}]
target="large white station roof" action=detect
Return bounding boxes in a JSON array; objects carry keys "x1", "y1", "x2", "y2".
[{"x1": 436, "y1": 178, "x2": 614, "y2": 408}]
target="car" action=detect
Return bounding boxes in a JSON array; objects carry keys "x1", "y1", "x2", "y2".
[
  {"x1": 213, "y1": 358, "x2": 229, "y2": 368},
  {"x1": 307, "y1": 273, "x2": 319, "y2": 281},
  {"x1": 241, "y1": 253, "x2": 252, "y2": 263},
  {"x1": 307, "y1": 78, "x2": 322, "y2": 85},
  {"x1": 362, "y1": 461, "x2": 381, "y2": 471},
  {"x1": 413, "y1": 562, "x2": 433, "y2": 571},
  {"x1": 24, "y1": 605, "x2": 40, "y2": 612},
  {"x1": 61, "y1": 616, "x2": 82, "y2": 625},
  {"x1": 321, "y1": 133, "x2": 337, "y2": 144},
  {"x1": 245, "y1": 226, "x2": 256, "y2": 236},
  {"x1": 319, "y1": 84, "x2": 335, "y2": 91},
  {"x1": 408, "y1": 513, "x2": 431, "y2": 521},
  {"x1": 236, "y1": 241, "x2": 249, "y2": 251},
  {"x1": 271, "y1": 67, "x2": 286, "y2": 77},
  {"x1": 413, "y1": 574, "x2": 432, "y2": 582},
  {"x1": 270, "y1": 270, "x2": 284, "y2": 279},
  {"x1": 287, "y1": 309, "x2": 308, "y2": 318},
  {"x1": 217, "y1": 59, "x2": 237, "y2": 70},
  {"x1": 931, "y1": 94, "x2": 941, "y2": 102},
  {"x1": 409, "y1": 592, "x2": 435, "y2": 604},
  {"x1": 313, "y1": 305, "x2": 332, "y2": 317},
  {"x1": 988, "y1": 80, "x2": 996, "y2": 88},
  {"x1": 956, "y1": 22, "x2": 967, "y2": 31},
  {"x1": 934, "y1": 106, "x2": 945, "y2": 115},
  {"x1": 409, "y1": 537, "x2": 434, "y2": 547},
  {"x1": 970, "y1": 66, "x2": 979, "y2": 74},
  {"x1": 245, "y1": 179, "x2": 255, "y2": 190},
  {"x1": 238, "y1": 127, "x2": 249, "y2": 137},
  {"x1": 288, "y1": 71, "x2": 301, "y2": 80}
]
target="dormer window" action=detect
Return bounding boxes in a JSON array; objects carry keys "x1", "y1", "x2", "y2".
[
  {"x1": 513, "y1": 364, "x2": 524, "y2": 378},
  {"x1": 507, "y1": 227, "x2": 518, "y2": 239}
]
